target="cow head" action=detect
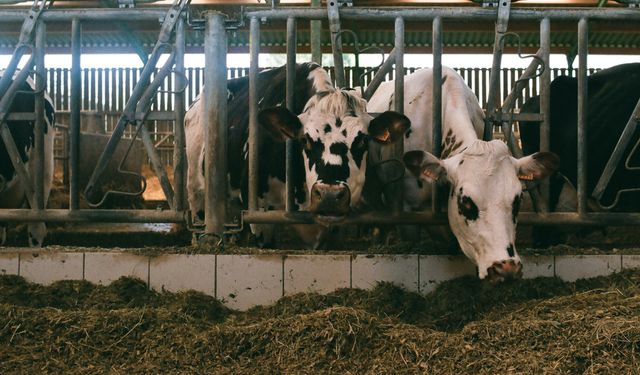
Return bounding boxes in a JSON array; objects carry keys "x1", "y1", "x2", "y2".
[
  {"x1": 259, "y1": 89, "x2": 410, "y2": 224},
  {"x1": 404, "y1": 139, "x2": 559, "y2": 282}
]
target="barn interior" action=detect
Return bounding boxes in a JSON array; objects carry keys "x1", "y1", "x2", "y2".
[
  {"x1": 1, "y1": 1, "x2": 640, "y2": 373},
  {"x1": 0, "y1": 0, "x2": 639, "y2": 247}
]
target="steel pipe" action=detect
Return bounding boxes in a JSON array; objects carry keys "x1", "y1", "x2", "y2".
[
  {"x1": 244, "y1": 7, "x2": 640, "y2": 21},
  {"x1": 0, "y1": 56, "x2": 37, "y2": 209},
  {"x1": 69, "y1": 17, "x2": 81, "y2": 210},
  {"x1": 577, "y1": 18, "x2": 588, "y2": 216},
  {"x1": 484, "y1": 0, "x2": 510, "y2": 141},
  {"x1": 327, "y1": 1, "x2": 345, "y2": 88},
  {"x1": 431, "y1": 16, "x2": 442, "y2": 214},
  {"x1": 362, "y1": 47, "x2": 395, "y2": 101},
  {"x1": 34, "y1": 20, "x2": 45, "y2": 211},
  {"x1": 203, "y1": 12, "x2": 227, "y2": 235},
  {"x1": 248, "y1": 16, "x2": 260, "y2": 212},
  {"x1": 385, "y1": 16, "x2": 405, "y2": 215},
  {"x1": 539, "y1": 17, "x2": 551, "y2": 205},
  {"x1": 0, "y1": 209, "x2": 185, "y2": 223},
  {"x1": 0, "y1": 9, "x2": 169, "y2": 22},
  {"x1": 173, "y1": 17, "x2": 186, "y2": 211},
  {"x1": 592, "y1": 96, "x2": 640, "y2": 203},
  {"x1": 286, "y1": 16, "x2": 296, "y2": 212},
  {"x1": 241, "y1": 210, "x2": 640, "y2": 226},
  {"x1": 310, "y1": 0, "x2": 322, "y2": 65}
]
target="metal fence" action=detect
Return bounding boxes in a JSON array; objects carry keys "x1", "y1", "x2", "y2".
[{"x1": 48, "y1": 65, "x2": 600, "y2": 167}]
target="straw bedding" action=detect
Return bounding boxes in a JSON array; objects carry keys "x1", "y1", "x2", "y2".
[{"x1": 1, "y1": 270, "x2": 639, "y2": 374}]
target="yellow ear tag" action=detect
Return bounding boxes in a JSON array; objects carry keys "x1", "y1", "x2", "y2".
[
  {"x1": 422, "y1": 170, "x2": 439, "y2": 181},
  {"x1": 518, "y1": 173, "x2": 535, "y2": 181},
  {"x1": 376, "y1": 129, "x2": 391, "y2": 142}
]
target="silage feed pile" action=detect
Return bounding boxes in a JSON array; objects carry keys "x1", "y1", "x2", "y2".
[{"x1": 1, "y1": 272, "x2": 639, "y2": 374}]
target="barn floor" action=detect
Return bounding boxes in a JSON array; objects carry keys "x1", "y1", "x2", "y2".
[{"x1": 1, "y1": 269, "x2": 639, "y2": 374}]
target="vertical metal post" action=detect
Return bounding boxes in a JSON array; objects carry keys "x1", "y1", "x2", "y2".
[
  {"x1": 203, "y1": 12, "x2": 228, "y2": 235},
  {"x1": 248, "y1": 16, "x2": 260, "y2": 212},
  {"x1": 539, "y1": 17, "x2": 551, "y2": 206},
  {"x1": 286, "y1": 17, "x2": 297, "y2": 212},
  {"x1": 577, "y1": 18, "x2": 588, "y2": 216},
  {"x1": 432, "y1": 16, "x2": 443, "y2": 214},
  {"x1": 70, "y1": 17, "x2": 81, "y2": 210},
  {"x1": 34, "y1": 20, "x2": 45, "y2": 211},
  {"x1": 173, "y1": 17, "x2": 186, "y2": 211},
  {"x1": 390, "y1": 16, "x2": 405, "y2": 214},
  {"x1": 310, "y1": 0, "x2": 322, "y2": 65},
  {"x1": 484, "y1": 0, "x2": 511, "y2": 141},
  {"x1": 327, "y1": 1, "x2": 345, "y2": 88}
]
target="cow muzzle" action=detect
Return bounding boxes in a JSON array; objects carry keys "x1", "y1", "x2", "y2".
[
  {"x1": 309, "y1": 182, "x2": 351, "y2": 220},
  {"x1": 486, "y1": 259, "x2": 523, "y2": 284}
]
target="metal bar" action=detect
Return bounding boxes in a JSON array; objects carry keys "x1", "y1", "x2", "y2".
[
  {"x1": 241, "y1": 210, "x2": 640, "y2": 226},
  {"x1": 592, "y1": 98, "x2": 640, "y2": 202},
  {"x1": 203, "y1": 11, "x2": 227, "y2": 236},
  {"x1": 0, "y1": 56, "x2": 37, "y2": 209},
  {"x1": 173, "y1": 17, "x2": 186, "y2": 211},
  {"x1": 244, "y1": 7, "x2": 640, "y2": 21},
  {"x1": 577, "y1": 17, "x2": 588, "y2": 215},
  {"x1": 34, "y1": 20, "x2": 45, "y2": 211},
  {"x1": 362, "y1": 48, "x2": 396, "y2": 101},
  {"x1": 248, "y1": 16, "x2": 260, "y2": 212},
  {"x1": 539, "y1": 17, "x2": 551, "y2": 206},
  {"x1": 385, "y1": 16, "x2": 405, "y2": 215},
  {"x1": 483, "y1": 0, "x2": 511, "y2": 141},
  {"x1": 431, "y1": 16, "x2": 442, "y2": 214},
  {"x1": 327, "y1": 1, "x2": 345, "y2": 88},
  {"x1": 69, "y1": 17, "x2": 81, "y2": 210},
  {"x1": 0, "y1": 209, "x2": 184, "y2": 223},
  {"x1": 0, "y1": 45, "x2": 28, "y2": 98},
  {"x1": 84, "y1": 3, "x2": 187, "y2": 201},
  {"x1": 310, "y1": 0, "x2": 322, "y2": 65},
  {"x1": 0, "y1": 9, "x2": 169, "y2": 22},
  {"x1": 286, "y1": 16, "x2": 296, "y2": 212}
]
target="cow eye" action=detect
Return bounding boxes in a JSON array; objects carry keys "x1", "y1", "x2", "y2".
[{"x1": 457, "y1": 195, "x2": 479, "y2": 221}]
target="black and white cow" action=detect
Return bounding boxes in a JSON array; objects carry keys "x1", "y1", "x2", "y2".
[
  {"x1": 367, "y1": 67, "x2": 559, "y2": 282},
  {"x1": 520, "y1": 63, "x2": 640, "y2": 245},
  {"x1": 0, "y1": 74, "x2": 55, "y2": 247},
  {"x1": 185, "y1": 63, "x2": 410, "y2": 248}
]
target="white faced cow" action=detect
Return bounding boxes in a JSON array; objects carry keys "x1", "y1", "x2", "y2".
[
  {"x1": 185, "y1": 63, "x2": 410, "y2": 248},
  {"x1": 0, "y1": 74, "x2": 55, "y2": 247},
  {"x1": 367, "y1": 67, "x2": 558, "y2": 282}
]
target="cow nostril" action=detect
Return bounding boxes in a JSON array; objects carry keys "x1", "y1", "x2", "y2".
[{"x1": 336, "y1": 189, "x2": 345, "y2": 200}]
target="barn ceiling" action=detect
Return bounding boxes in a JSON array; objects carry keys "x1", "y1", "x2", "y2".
[{"x1": 0, "y1": 1, "x2": 639, "y2": 55}]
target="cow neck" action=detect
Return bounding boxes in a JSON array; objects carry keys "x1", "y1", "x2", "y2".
[{"x1": 439, "y1": 112, "x2": 478, "y2": 159}]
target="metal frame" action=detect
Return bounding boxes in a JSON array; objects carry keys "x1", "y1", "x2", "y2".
[
  {"x1": 239, "y1": 5, "x2": 640, "y2": 231},
  {"x1": 0, "y1": 4, "x2": 190, "y2": 225},
  {"x1": 1, "y1": 4, "x2": 640, "y2": 236}
]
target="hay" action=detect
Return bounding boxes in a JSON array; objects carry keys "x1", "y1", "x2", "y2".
[{"x1": 1, "y1": 271, "x2": 640, "y2": 374}]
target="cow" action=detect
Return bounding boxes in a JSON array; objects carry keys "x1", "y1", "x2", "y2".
[
  {"x1": 366, "y1": 67, "x2": 559, "y2": 282},
  {"x1": 185, "y1": 62, "x2": 410, "y2": 248},
  {"x1": 0, "y1": 74, "x2": 55, "y2": 247},
  {"x1": 519, "y1": 63, "x2": 640, "y2": 246}
]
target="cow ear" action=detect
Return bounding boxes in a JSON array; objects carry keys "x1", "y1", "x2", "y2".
[
  {"x1": 368, "y1": 111, "x2": 411, "y2": 144},
  {"x1": 516, "y1": 152, "x2": 559, "y2": 181},
  {"x1": 403, "y1": 150, "x2": 446, "y2": 183},
  {"x1": 258, "y1": 107, "x2": 303, "y2": 142}
]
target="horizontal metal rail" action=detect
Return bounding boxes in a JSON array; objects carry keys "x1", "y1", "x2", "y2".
[
  {"x1": 0, "y1": 209, "x2": 184, "y2": 223},
  {"x1": 0, "y1": 9, "x2": 168, "y2": 21},
  {"x1": 242, "y1": 210, "x2": 640, "y2": 226},
  {"x1": 245, "y1": 7, "x2": 640, "y2": 21}
]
